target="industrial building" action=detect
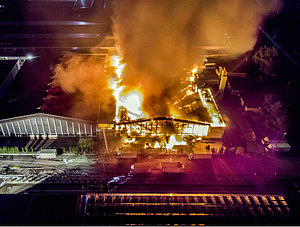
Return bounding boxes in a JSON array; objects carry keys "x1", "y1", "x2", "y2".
[
  {"x1": 0, "y1": 1, "x2": 299, "y2": 226},
  {"x1": 0, "y1": 113, "x2": 96, "y2": 137}
]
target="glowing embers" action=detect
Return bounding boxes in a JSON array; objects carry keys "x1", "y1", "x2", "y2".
[
  {"x1": 154, "y1": 141, "x2": 160, "y2": 148},
  {"x1": 142, "y1": 135, "x2": 188, "y2": 150},
  {"x1": 166, "y1": 135, "x2": 186, "y2": 150},
  {"x1": 198, "y1": 88, "x2": 225, "y2": 127},
  {"x1": 125, "y1": 137, "x2": 135, "y2": 144},
  {"x1": 189, "y1": 65, "x2": 198, "y2": 82},
  {"x1": 115, "y1": 118, "x2": 210, "y2": 139}
]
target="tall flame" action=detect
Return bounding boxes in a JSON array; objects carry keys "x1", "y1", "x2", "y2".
[
  {"x1": 110, "y1": 55, "x2": 125, "y2": 79},
  {"x1": 109, "y1": 55, "x2": 125, "y2": 122},
  {"x1": 109, "y1": 55, "x2": 146, "y2": 122}
]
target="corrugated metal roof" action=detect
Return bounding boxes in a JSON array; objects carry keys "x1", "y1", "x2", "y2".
[{"x1": 0, "y1": 192, "x2": 297, "y2": 225}]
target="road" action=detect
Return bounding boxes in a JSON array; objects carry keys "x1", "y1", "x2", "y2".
[
  {"x1": 112, "y1": 153, "x2": 300, "y2": 195},
  {"x1": 1, "y1": 151, "x2": 300, "y2": 196}
]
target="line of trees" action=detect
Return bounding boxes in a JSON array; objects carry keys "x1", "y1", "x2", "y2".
[
  {"x1": 0, "y1": 138, "x2": 95, "y2": 154},
  {"x1": 257, "y1": 93, "x2": 287, "y2": 138},
  {"x1": 250, "y1": 45, "x2": 289, "y2": 140},
  {"x1": 0, "y1": 146, "x2": 34, "y2": 153}
]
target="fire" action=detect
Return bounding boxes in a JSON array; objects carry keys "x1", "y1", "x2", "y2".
[
  {"x1": 110, "y1": 55, "x2": 125, "y2": 79},
  {"x1": 154, "y1": 141, "x2": 160, "y2": 148},
  {"x1": 125, "y1": 137, "x2": 135, "y2": 144},
  {"x1": 109, "y1": 55, "x2": 125, "y2": 122},
  {"x1": 109, "y1": 54, "x2": 146, "y2": 122},
  {"x1": 186, "y1": 89, "x2": 194, "y2": 96},
  {"x1": 198, "y1": 88, "x2": 226, "y2": 127},
  {"x1": 169, "y1": 107, "x2": 181, "y2": 118},
  {"x1": 189, "y1": 65, "x2": 198, "y2": 82},
  {"x1": 119, "y1": 90, "x2": 145, "y2": 121},
  {"x1": 142, "y1": 136, "x2": 186, "y2": 150},
  {"x1": 111, "y1": 85, "x2": 125, "y2": 122},
  {"x1": 166, "y1": 135, "x2": 186, "y2": 150},
  {"x1": 144, "y1": 143, "x2": 150, "y2": 149}
]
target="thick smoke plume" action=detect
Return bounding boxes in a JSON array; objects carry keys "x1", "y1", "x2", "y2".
[
  {"x1": 52, "y1": 52, "x2": 115, "y2": 121},
  {"x1": 113, "y1": 0, "x2": 282, "y2": 117},
  {"x1": 51, "y1": 0, "x2": 281, "y2": 121}
]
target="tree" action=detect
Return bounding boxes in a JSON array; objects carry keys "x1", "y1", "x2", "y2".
[
  {"x1": 252, "y1": 46, "x2": 279, "y2": 81},
  {"x1": 78, "y1": 138, "x2": 94, "y2": 153},
  {"x1": 258, "y1": 93, "x2": 287, "y2": 138}
]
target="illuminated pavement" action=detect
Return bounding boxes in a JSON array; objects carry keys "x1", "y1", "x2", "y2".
[
  {"x1": 112, "y1": 154, "x2": 300, "y2": 195},
  {"x1": 1, "y1": 153, "x2": 300, "y2": 225},
  {"x1": 2, "y1": 152, "x2": 300, "y2": 195}
]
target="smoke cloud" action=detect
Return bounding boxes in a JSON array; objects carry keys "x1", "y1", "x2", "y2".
[
  {"x1": 52, "y1": 52, "x2": 115, "y2": 121},
  {"x1": 51, "y1": 0, "x2": 282, "y2": 121},
  {"x1": 113, "y1": 0, "x2": 282, "y2": 117}
]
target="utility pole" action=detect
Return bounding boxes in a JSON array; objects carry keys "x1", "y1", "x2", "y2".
[
  {"x1": 98, "y1": 123, "x2": 114, "y2": 155},
  {"x1": 102, "y1": 128, "x2": 109, "y2": 155}
]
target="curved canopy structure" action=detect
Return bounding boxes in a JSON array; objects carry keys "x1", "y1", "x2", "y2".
[{"x1": 0, "y1": 113, "x2": 96, "y2": 137}]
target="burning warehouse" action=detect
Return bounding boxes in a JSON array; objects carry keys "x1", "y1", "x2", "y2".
[
  {"x1": 48, "y1": 42, "x2": 227, "y2": 155},
  {"x1": 109, "y1": 56, "x2": 226, "y2": 154},
  {"x1": 114, "y1": 87, "x2": 226, "y2": 139},
  {"x1": 114, "y1": 94, "x2": 225, "y2": 154}
]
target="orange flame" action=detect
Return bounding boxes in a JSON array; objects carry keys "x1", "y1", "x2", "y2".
[
  {"x1": 166, "y1": 135, "x2": 186, "y2": 150},
  {"x1": 154, "y1": 141, "x2": 160, "y2": 148},
  {"x1": 109, "y1": 55, "x2": 147, "y2": 122},
  {"x1": 189, "y1": 65, "x2": 198, "y2": 82},
  {"x1": 119, "y1": 89, "x2": 146, "y2": 120}
]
